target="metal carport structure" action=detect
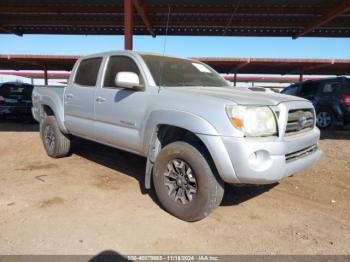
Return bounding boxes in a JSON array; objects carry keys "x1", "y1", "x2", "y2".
[
  {"x1": 1, "y1": 0, "x2": 350, "y2": 50},
  {"x1": 1, "y1": 54, "x2": 349, "y2": 85},
  {"x1": 1, "y1": 0, "x2": 350, "y2": 84}
]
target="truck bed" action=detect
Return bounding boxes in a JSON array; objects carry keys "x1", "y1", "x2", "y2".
[{"x1": 31, "y1": 85, "x2": 66, "y2": 122}]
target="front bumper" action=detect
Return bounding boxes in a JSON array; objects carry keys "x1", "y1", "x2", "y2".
[{"x1": 199, "y1": 128, "x2": 322, "y2": 185}]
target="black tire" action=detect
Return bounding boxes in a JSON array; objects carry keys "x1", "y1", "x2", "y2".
[
  {"x1": 153, "y1": 141, "x2": 224, "y2": 222},
  {"x1": 40, "y1": 116, "x2": 71, "y2": 158},
  {"x1": 316, "y1": 108, "x2": 335, "y2": 129}
]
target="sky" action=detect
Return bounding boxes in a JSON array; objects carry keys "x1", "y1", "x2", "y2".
[
  {"x1": 1, "y1": 35, "x2": 349, "y2": 86},
  {"x1": 0, "y1": 34, "x2": 350, "y2": 59}
]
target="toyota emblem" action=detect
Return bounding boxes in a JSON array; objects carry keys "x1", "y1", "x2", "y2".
[{"x1": 298, "y1": 115, "x2": 307, "y2": 129}]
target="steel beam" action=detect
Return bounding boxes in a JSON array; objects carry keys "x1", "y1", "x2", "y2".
[
  {"x1": 231, "y1": 59, "x2": 251, "y2": 73},
  {"x1": 293, "y1": 1, "x2": 350, "y2": 39},
  {"x1": 287, "y1": 61, "x2": 335, "y2": 75},
  {"x1": 133, "y1": 0, "x2": 155, "y2": 37},
  {"x1": 124, "y1": 0, "x2": 133, "y2": 50},
  {"x1": 0, "y1": 4, "x2": 330, "y2": 15},
  {"x1": 4, "y1": 18, "x2": 348, "y2": 28},
  {"x1": 0, "y1": 26, "x2": 22, "y2": 36}
]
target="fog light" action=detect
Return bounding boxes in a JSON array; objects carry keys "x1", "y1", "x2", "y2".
[{"x1": 248, "y1": 150, "x2": 272, "y2": 171}]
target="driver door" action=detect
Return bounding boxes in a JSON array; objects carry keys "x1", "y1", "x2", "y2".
[{"x1": 93, "y1": 55, "x2": 149, "y2": 154}]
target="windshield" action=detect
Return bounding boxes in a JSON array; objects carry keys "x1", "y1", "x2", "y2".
[{"x1": 141, "y1": 54, "x2": 229, "y2": 87}]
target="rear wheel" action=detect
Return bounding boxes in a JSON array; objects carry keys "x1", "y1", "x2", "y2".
[
  {"x1": 316, "y1": 109, "x2": 335, "y2": 129},
  {"x1": 40, "y1": 116, "x2": 71, "y2": 158},
  {"x1": 153, "y1": 141, "x2": 224, "y2": 222}
]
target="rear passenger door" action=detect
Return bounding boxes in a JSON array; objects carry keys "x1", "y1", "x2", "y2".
[{"x1": 64, "y1": 57, "x2": 102, "y2": 138}]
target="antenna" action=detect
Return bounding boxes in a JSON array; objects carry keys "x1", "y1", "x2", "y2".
[
  {"x1": 162, "y1": 5, "x2": 171, "y2": 55},
  {"x1": 158, "y1": 5, "x2": 171, "y2": 93}
]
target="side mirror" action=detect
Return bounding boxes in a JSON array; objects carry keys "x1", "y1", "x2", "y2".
[{"x1": 115, "y1": 72, "x2": 143, "y2": 91}]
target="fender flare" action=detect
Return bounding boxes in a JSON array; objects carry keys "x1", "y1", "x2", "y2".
[
  {"x1": 142, "y1": 110, "x2": 238, "y2": 189},
  {"x1": 39, "y1": 96, "x2": 68, "y2": 134},
  {"x1": 141, "y1": 109, "x2": 219, "y2": 154}
]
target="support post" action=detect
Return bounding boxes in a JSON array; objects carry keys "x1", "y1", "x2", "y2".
[
  {"x1": 299, "y1": 73, "x2": 303, "y2": 82},
  {"x1": 233, "y1": 73, "x2": 237, "y2": 87},
  {"x1": 44, "y1": 67, "x2": 48, "y2": 85},
  {"x1": 124, "y1": 0, "x2": 133, "y2": 50}
]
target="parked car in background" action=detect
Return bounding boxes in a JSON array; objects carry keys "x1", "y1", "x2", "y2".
[
  {"x1": 0, "y1": 82, "x2": 34, "y2": 122},
  {"x1": 282, "y1": 77, "x2": 350, "y2": 129}
]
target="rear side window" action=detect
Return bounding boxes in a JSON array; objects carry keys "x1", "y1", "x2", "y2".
[
  {"x1": 0, "y1": 83, "x2": 33, "y2": 99},
  {"x1": 320, "y1": 81, "x2": 341, "y2": 93},
  {"x1": 74, "y1": 57, "x2": 102, "y2": 87},
  {"x1": 103, "y1": 56, "x2": 142, "y2": 88}
]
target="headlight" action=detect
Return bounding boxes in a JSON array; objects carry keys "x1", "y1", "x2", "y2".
[{"x1": 225, "y1": 105, "x2": 277, "y2": 137}]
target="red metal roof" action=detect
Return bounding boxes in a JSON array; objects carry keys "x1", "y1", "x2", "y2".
[{"x1": 0, "y1": 0, "x2": 350, "y2": 38}]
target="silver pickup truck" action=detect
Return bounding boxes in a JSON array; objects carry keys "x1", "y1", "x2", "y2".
[{"x1": 32, "y1": 51, "x2": 322, "y2": 221}]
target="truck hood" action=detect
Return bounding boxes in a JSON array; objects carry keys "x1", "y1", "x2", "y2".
[{"x1": 162, "y1": 86, "x2": 306, "y2": 106}]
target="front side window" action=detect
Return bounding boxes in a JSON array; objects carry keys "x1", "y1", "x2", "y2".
[
  {"x1": 103, "y1": 56, "x2": 143, "y2": 88},
  {"x1": 74, "y1": 57, "x2": 102, "y2": 87},
  {"x1": 141, "y1": 54, "x2": 229, "y2": 87}
]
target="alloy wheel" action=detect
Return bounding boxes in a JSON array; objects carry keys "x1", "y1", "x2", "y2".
[
  {"x1": 44, "y1": 125, "x2": 56, "y2": 151},
  {"x1": 316, "y1": 111, "x2": 332, "y2": 128},
  {"x1": 164, "y1": 159, "x2": 197, "y2": 205}
]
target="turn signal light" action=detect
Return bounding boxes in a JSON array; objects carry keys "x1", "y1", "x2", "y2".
[{"x1": 229, "y1": 117, "x2": 243, "y2": 129}]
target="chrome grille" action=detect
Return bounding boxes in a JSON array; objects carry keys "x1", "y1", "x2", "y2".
[
  {"x1": 285, "y1": 144, "x2": 318, "y2": 163},
  {"x1": 285, "y1": 109, "x2": 314, "y2": 135}
]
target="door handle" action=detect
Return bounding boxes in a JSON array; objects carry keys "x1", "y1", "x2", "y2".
[
  {"x1": 66, "y1": 93, "x2": 74, "y2": 99},
  {"x1": 96, "y1": 96, "x2": 106, "y2": 103}
]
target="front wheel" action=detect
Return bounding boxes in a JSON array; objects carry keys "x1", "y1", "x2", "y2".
[
  {"x1": 153, "y1": 141, "x2": 224, "y2": 222},
  {"x1": 40, "y1": 116, "x2": 71, "y2": 158}
]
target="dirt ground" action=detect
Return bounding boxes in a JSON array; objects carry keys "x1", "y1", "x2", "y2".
[{"x1": 0, "y1": 121, "x2": 349, "y2": 255}]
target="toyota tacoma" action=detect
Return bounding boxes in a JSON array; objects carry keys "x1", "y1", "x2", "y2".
[{"x1": 32, "y1": 51, "x2": 322, "y2": 221}]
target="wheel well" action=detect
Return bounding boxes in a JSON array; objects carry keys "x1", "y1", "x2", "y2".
[
  {"x1": 156, "y1": 125, "x2": 217, "y2": 172},
  {"x1": 157, "y1": 125, "x2": 203, "y2": 148},
  {"x1": 145, "y1": 124, "x2": 222, "y2": 190},
  {"x1": 42, "y1": 105, "x2": 55, "y2": 117}
]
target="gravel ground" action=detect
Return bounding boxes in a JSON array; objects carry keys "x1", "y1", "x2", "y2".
[{"x1": 0, "y1": 121, "x2": 349, "y2": 255}]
